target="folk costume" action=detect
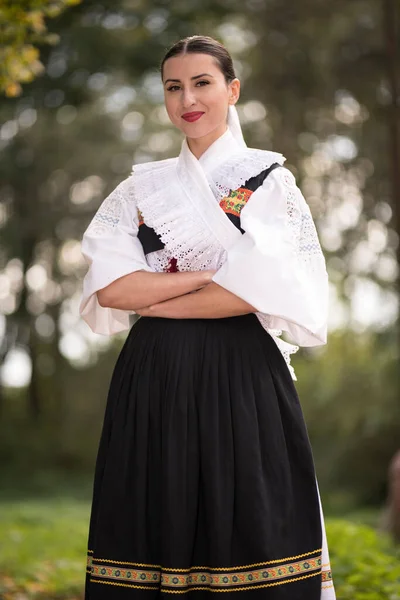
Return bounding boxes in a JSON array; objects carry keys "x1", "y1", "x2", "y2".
[{"x1": 79, "y1": 106, "x2": 335, "y2": 599}]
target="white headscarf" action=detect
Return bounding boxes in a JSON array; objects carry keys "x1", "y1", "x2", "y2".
[{"x1": 227, "y1": 104, "x2": 247, "y2": 148}]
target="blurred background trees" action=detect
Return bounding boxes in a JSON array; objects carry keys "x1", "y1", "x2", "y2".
[
  {"x1": 0, "y1": 0, "x2": 399, "y2": 538},
  {"x1": 1, "y1": 0, "x2": 399, "y2": 597},
  {"x1": 0, "y1": 0, "x2": 82, "y2": 97}
]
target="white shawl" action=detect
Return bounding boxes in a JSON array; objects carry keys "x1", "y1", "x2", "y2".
[{"x1": 80, "y1": 114, "x2": 329, "y2": 379}]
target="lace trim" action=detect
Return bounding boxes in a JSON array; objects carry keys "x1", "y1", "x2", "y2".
[
  {"x1": 146, "y1": 248, "x2": 174, "y2": 273},
  {"x1": 256, "y1": 313, "x2": 299, "y2": 380},
  {"x1": 131, "y1": 149, "x2": 285, "y2": 272},
  {"x1": 132, "y1": 160, "x2": 227, "y2": 272},
  {"x1": 278, "y1": 167, "x2": 326, "y2": 270},
  {"x1": 299, "y1": 210, "x2": 325, "y2": 264},
  {"x1": 206, "y1": 148, "x2": 285, "y2": 201}
]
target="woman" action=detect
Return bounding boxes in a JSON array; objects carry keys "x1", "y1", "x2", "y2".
[{"x1": 80, "y1": 35, "x2": 335, "y2": 599}]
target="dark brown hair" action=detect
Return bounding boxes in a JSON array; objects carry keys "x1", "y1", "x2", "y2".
[{"x1": 160, "y1": 35, "x2": 236, "y2": 84}]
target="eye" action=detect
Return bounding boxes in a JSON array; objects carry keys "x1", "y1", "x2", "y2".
[{"x1": 166, "y1": 80, "x2": 210, "y2": 92}]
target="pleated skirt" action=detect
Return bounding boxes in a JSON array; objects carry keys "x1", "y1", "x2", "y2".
[{"x1": 85, "y1": 314, "x2": 334, "y2": 599}]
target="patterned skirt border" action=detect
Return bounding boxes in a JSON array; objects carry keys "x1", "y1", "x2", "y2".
[{"x1": 87, "y1": 548, "x2": 333, "y2": 593}]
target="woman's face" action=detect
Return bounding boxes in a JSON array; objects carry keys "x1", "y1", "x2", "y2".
[{"x1": 162, "y1": 53, "x2": 240, "y2": 142}]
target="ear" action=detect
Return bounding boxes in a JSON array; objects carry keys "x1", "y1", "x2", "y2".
[{"x1": 228, "y1": 78, "x2": 241, "y2": 105}]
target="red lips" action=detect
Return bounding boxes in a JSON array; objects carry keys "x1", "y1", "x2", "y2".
[{"x1": 182, "y1": 112, "x2": 204, "y2": 122}]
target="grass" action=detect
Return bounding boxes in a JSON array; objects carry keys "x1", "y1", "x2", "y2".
[
  {"x1": 0, "y1": 498, "x2": 90, "y2": 600},
  {"x1": 0, "y1": 488, "x2": 393, "y2": 600}
]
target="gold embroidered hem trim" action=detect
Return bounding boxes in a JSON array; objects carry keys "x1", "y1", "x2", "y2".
[
  {"x1": 87, "y1": 549, "x2": 326, "y2": 592},
  {"x1": 321, "y1": 569, "x2": 333, "y2": 583},
  {"x1": 91, "y1": 570, "x2": 321, "y2": 592}
]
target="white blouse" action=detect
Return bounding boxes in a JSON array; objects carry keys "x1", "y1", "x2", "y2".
[{"x1": 80, "y1": 127, "x2": 329, "y2": 379}]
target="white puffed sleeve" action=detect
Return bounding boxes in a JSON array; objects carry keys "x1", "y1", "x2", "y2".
[
  {"x1": 212, "y1": 167, "x2": 329, "y2": 347},
  {"x1": 79, "y1": 176, "x2": 153, "y2": 335}
]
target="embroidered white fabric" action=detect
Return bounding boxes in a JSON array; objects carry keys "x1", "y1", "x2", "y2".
[
  {"x1": 146, "y1": 247, "x2": 175, "y2": 272},
  {"x1": 256, "y1": 314, "x2": 299, "y2": 380},
  {"x1": 278, "y1": 168, "x2": 325, "y2": 269},
  {"x1": 212, "y1": 164, "x2": 328, "y2": 349},
  {"x1": 80, "y1": 139, "x2": 327, "y2": 379},
  {"x1": 85, "y1": 177, "x2": 134, "y2": 237},
  {"x1": 132, "y1": 159, "x2": 228, "y2": 273},
  {"x1": 79, "y1": 177, "x2": 154, "y2": 336},
  {"x1": 205, "y1": 148, "x2": 285, "y2": 201},
  {"x1": 131, "y1": 148, "x2": 286, "y2": 272}
]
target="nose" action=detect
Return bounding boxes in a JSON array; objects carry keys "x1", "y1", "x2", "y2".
[{"x1": 181, "y1": 88, "x2": 196, "y2": 109}]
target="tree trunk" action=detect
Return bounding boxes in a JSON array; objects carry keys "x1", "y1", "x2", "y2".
[
  {"x1": 383, "y1": 0, "x2": 400, "y2": 543},
  {"x1": 28, "y1": 327, "x2": 42, "y2": 420},
  {"x1": 383, "y1": 0, "x2": 400, "y2": 283}
]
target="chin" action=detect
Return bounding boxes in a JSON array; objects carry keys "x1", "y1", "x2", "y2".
[{"x1": 184, "y1": 123, "x2": 222, "y2": 140}]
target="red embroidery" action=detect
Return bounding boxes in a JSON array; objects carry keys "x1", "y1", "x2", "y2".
[
  {"x1": 166, "y1": 257, "x2": 178, "y2": 272},
  {"x1": 219, "y1": 187, "x2": 253, "y2": 217}
]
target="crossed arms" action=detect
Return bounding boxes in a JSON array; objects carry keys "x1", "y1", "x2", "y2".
[{"x1": 96, "y1": 270, "x2": 256, "y2": 319}]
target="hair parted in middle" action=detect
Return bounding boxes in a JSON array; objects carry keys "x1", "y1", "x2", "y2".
[{"x1": 160, "y1": 35, "x2": 236, "y2": 84}]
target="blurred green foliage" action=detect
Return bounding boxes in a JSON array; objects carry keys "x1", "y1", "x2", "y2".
[
  {"x1": 327, "y1": 520, "x2": 400, "y2": 599},
  {"x1": 296, "y1": 330, "x2": 399, "y2": 508},
  {"x1": 0, "y1": 0, "x2": 82, "y2": 97},
  {"x1": 0, "y1": 498, "x2": 88, "y2": 599}
]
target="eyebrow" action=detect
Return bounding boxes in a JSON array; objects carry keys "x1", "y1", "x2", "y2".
[{"x1": 163, "y1": 73, "x2": 214, "y2": 85}]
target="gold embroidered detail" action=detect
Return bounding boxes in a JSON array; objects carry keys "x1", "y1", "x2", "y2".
[
  {"x1": 91, "y1": 571, "x2": 322, "y2": 592},
  {"x1": 161, "y1": 571, "x2": 321, "y2": 593},
  {"x1": 321, "y1": 569, "x2": 333, "y2": 582},
  {"x1": 91, "y1": 563, "x2": 159, "y2": 584},
  {"x1": 161, "y1": 556, "x2": 321, "y2": 589},
  {"x1": 87, "y1": 549, "x2": 323, "y2": 591}
]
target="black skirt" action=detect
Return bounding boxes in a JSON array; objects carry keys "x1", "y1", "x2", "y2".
[{"x1": 85, "y1": 314, "x2": 323, "y2": 599}]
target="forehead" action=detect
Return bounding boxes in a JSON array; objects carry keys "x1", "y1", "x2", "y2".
[{"x1": 162, "y1": 53, "x2": 221, "y2": 80}]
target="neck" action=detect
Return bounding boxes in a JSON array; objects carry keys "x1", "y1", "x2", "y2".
[{"x1": 186, "y1": 122, "x2": 228, "y2": 160}]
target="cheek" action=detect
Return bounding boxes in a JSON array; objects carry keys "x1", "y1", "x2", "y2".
[
  {"x1": 164, "y1": 97, "x2": 178, "y2": 123},
  {"x1": 208, "y1": 92, "x2": 229, "y2": 118},
  {"x1": 207, "y1": 85, "x2": 229, "y2": 106}
]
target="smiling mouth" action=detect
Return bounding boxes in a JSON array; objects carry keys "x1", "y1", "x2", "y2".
[{"x1": 181, "y1": 112, "x2": 205, "y2": 122}]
